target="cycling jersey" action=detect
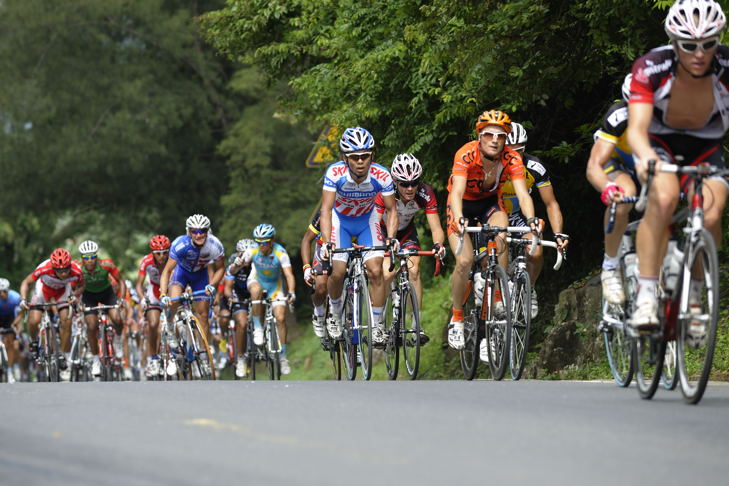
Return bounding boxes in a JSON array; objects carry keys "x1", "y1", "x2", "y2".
[
  {"x1": 170, "y1": 234, "x2": 225, "y2": 273},
  {"x1": 29, "y1": 260, "x2": 84, "y2": 306},
  {"x1": 500, "y1": 153, "x2": 551, "y2": 214},
  {"x1": 594, "y1": 100, "x2": 635, "y2": 174},
  {"x1": 0, "y1": 290, "x2": 21, "y2": 325},
  {"x1": 323, "y1": 161, "x2": 395, "y2": 217},
  {"x1": 447, "y1": 141, "x2": 525, "y2": 201},
  {"x1": 630, "y1": 45, "x2": 729, "y2": 139},
  {"x1": 225, "y1": 253, "x2": 252, "y2": 300},
  {"x1": 82, "y1": 258, "x2": 121, "y2": 293},
  {"x1": 245, "y1": 243, "x2": 291, "y2": 305},
  {"x1": 138, "y1": 253, "x2": 162, "y2": 288},
  {"x1": 373, "y1": 182, "x2": 439, "y2": 230},
  {"x1": 308, "y1": 210, "x2": 325, "y2": 246}
]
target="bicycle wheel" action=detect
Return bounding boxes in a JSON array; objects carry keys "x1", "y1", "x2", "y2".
[
  {"x1": 341, "y1": 285, "x2": 357, "y2": 381},
  {"x1": 266, "y1": 318, "x2": 281, "y2": 380},
  {"x1": 458, "y1": 280, "x2": 479, "y2": 381},
  {"x1": 602, "y1": 300, "x2": 634, "y2": 387},
  {"x1": 356, "y1": 274, "x2": 374, "y2": 381},
  {"x1": 661, "y1": 340, "x2": 678, "y2": 390},
  {"x1": 329, "y1": 339, "x2": 342, "y2": 380},
  {"x1": 633, "y1": 332, "x2": 666, "y2": 400},
  {"x1": 509, "y1": 270, "x2": 531, "y2": 380},
  {"x1": 128, "y1": 335, "x2": 142, "y2": 381},
  {"x1": 401, "y1": 283, "x2": 421, "y2": 380},
  {"x1": 677, "y1": 229, "x2": 719, "y2": 404},
  {"x1": 190, "y1": 316, "x2": 216, "y2": 380},
  {"x1": 383, "y1": 291, "x2": 399, "y2": 380},
  {"x1": 246, "y1": 327, "x2": 257, "y2": 380},
  {"x1": 486, "y1": 265, "x2": 512, "y2": 381}
]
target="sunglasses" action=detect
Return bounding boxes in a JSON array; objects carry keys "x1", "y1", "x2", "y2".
[
  {"x1": 152, "y1": 250, "x2": 169, "y2": 255},
  {"x1": 255, "y1": 239, "x2": 272, "y2": 245},
  {"x1": 347, "y1": 152, "x2": 372, "y2": 161},
  {"x1": 676, "y1": 37, "x2": 719, "y2": 54},
  {"x1": 81, "y1": 255, "x2": 97, "y2": 261},
  {"x1": 55, "y1": 267, "x2": 71, "y2": 273},
  {"x1": 479, "y1": 130, "x2": 508, "y2": 141},
  {"x1": 190, "y1": 229, "x2": 208, "y2": 235},
  {"x1": 397, "y1": 180, "x2": 420, "y2": 188}
]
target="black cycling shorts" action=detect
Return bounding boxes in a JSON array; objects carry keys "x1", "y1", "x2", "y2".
[{"x1": 82, "y1": 287, "x2": 118, "y2": 315}]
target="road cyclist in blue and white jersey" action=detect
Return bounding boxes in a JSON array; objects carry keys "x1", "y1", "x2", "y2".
[
  {"x1": 158, "y1": 214, "x2": 226, "y2": 352},
  {"x1": 0, "y1": 278, "x2": 23, "y2": 382},
  {"x1": 224, "y1": 238, "x2": 256, "y2": 378},
  {"x1": 319, "y1": 127, "x2": 400, "y2": 345},
  {"x1": 234, "y1": 224, "x2": 296, "y2": 375}
]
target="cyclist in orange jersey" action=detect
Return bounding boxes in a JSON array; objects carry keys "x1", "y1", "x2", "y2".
[{"x1": 446, "y1": 110, "x2": 540, "y2": 350}]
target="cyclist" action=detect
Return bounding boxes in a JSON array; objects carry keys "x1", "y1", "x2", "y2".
[
  {"x1": 232, "y1": 224, "x2": 296, "y2": 375},
  {"x1": 224, "y1": 238, "x2": 255, "y2": 378},
  {"x1": 18, "y1": 248, "x2": 84, "y2": 377},
  {"x1": 135, "y1": 234, "x2": 170, "y2": 378},
  {"x1": 300, "y1": 208, "x2": 329, "y2": 338},
  {"x1": 626, "y1": 0, "x2": 729, "y2": 334},
  {"x1": 375, "y1": 153, "x2": 446, "y2": 333},
  {"x1": 319, "y1": 127, "x2": 399, "y2": 346},
  {"x1": 77, "y1": 240, "x2": 126, "y2": 377},
  {"x1": 446, "y1": 110, "x2": 540, "y2": 351},
  {"x1": 504, "y1": 122, "x2": 569, "y2": 318},
  {"x1": 586, "y1": 74, "x2": 638, "y2": 306},
  {"x1": 159, "y1": 214, "x2": 226, "y2": 356},
  {"x1": 0, "y1": 278, "x2": 23, "y2": 382}
]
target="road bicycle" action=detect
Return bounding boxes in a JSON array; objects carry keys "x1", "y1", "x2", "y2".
[
  {"x1": 248, "y1": 291, "x2": 290, "y2": 380},
  {"x1": 0, "y1": 328, "x2": 13, "y2": 382},
  {"x1": 85, "y1": 303, "x2": 123, "y2": 382},
  {"x1": 68, "y1": 309, "x2": 92, "y2": 382},
  {"x1": 455, "y1": 222, "x2": 522, "y2": 380},
  {"x1": 169, "y1": 291, "x2": 216, "y2": 380},
  {"x1": 382, "y1": 247, "x2": 442, "y2": 380},
  {"x1": 506, "y1": 230, "x2": 564, "y2": 380},
  {"x1": 330, "y1": 244, "x2": 389, "y2": 381},
  {"x1": 32, "y1": 302, "x2": 63, "y2": 382},
  {"x1": 155, "y1": 310, "x2": 183, "y2": 380},
  {"x1": 629, "y1": 161, "x2": 725, "y2": 403}
]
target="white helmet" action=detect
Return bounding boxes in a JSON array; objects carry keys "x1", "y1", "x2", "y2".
[
  {"x1": 665, "y1": 0, "x2": 726, "y2": 40},
  {"x1": 506, "y1": 122, "x2": 528, "y2": 145},
  {"x1": 621, "y1": 73, "x2": 633, "y2": 102},
  {"x1": 79, "y1": 240, "x2": 99, "y2": 255},
  {"x1": 236, "y1": 238, "x2": 256, "y2": 252},
  {"x1": 390, "y1": 154, "x2": 423, "y2": 182},
  {"x1": 186, "y1": 214, "x2": 211, "y2": 230},
  {"x1": 253, "y1": 223, "x2": 276, "y2": 240},
  {"x1": 0, "y1": 278, "x2": 9, "y2": 291}
]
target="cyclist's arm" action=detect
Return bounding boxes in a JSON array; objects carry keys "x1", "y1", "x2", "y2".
[
  {"x1": 19, "y1": 272, "x2": 36, "y2": 301},
  {"x1": 627, "y1": 101, "x2": 659, "y2": 178},
  {"x1": 320, "y1": 190, "x2": 336, "y2": 245},
  {"x1": 585, "y1": 138, "x2": 617, "y2": 193},
  {"x1": 158, "y1": 257, "x2": 178, "y2": 297},
  {"x1": 223, "y1": 276, "x2": 234, "y2": 299},
  {"x1": 209, "y1": 259, "x2": 225, "y2": 288},
  {"x1": 134, "y1": 273, "x2": 146, "y2": 304},
  {"x1": 449, "y1": 175, "x2": 466, "y2": 226},
  {"x1": 381, "y1": 193, "x2": 399, "y2": 239},
  {"x1": 537, "y1": 184, "x2": 564, "y2": 235},
  {"x1": 300, "y1": 228, "x2": 317, "y2": 267},
  {"x1": 425, "y1": 212, "x2": 445, "y2": 246},
  {"x1": 282, "y1": 265, "x2": 296, "y2": 296},
  {"x1": 513, "y1": 178, "x2": 536, "y2": 221}
]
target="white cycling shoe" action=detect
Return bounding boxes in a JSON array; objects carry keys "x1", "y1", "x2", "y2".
[
  {"x1": 479, "y1": 338, "x2": 490, "y2": 363},
  {"x1": 447, "y1": 321, "x2": 465, "y2": 350},
  {"x1": 91, "y1": 356, "x2": 101, "y2": 376},
  {"x1": 601, "y1": 268, "x2": 625, "y2": 305},
  {"x1": 629, "y1": 299, "x2": 659, "y2": 333},
  {"x1": 166, "y1": 359, "x2": 178, "y2": 376},
  {"x1": 312, "y1": 315, "x2": 326, "y2": 338},
  {"x1": 235, "y1": 356, "x2": 247, "y2": 378},
  {"x1": 686, "y1": 302, "x2": 708, "y2": 348},
  {"x1": 253, "y1": 327, "x2": 264, "y2": 346},
  {"x1": 280, "y1": 357, "x2": 291, "y2": 375},
  {"x1": 327, "y1": 314, "x2": 343, "y2": 339},
  {"x1": 145, "y1": 358, "x2": 160, "y2": 378}
]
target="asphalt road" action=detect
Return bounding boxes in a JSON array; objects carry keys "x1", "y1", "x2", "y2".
[{"x1": 1, "y1": 380, "x2": 728, "y2": 485}]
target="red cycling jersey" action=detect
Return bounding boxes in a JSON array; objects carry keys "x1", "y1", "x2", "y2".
[{"x1": 31, "y1": 259, "x2": 84, "y2": 290}]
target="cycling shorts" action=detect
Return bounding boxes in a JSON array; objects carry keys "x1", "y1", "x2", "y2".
[
  {"x1": 311, "y1": 242, "x2": 328, "y2": 276},
  {"x1": 229, "y1": 291, "x2": 250, "y2": 315},
  {"x1": 0, "y1": 314, "x2": 13, "y2": 329},
  {"x1": 170, "y1": 265, "x2": 209, "y2": 295},
  {"x1": 446, "y1": 195, "x2": 502, "y2": 237},
  {"x1": 330, "y1": 210, "x2": 385, "y2": 263},
  {"x1": 381, "y1": 221, "x2": 421, "y2": 250},
  {"x1": 30, "y1": 280, "x2": 71, "y2": 310},
  {"x1": 144, "y1": 285, "x2": 162, "y2": 312},
  {"x1": 82, "y1": 287, "x2": 118, "y2": 315},
  {"x1": 649, "y1": 133, "x2": 729, "y2": 193},
  {"x1": 247, "y1": 279, "x2": 286, "y2": 307}
]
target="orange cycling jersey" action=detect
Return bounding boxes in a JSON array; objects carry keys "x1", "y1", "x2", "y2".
[{"x1": 447, "y1": 140, "x2": 525, "y2": 201}]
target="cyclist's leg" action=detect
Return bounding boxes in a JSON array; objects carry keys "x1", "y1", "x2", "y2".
[
  {"x1": 58, "y1": 305, "x2": 72, "y2": 354},
  {"x1": 604, "y1": 168, "x2": 638, "y2": 257},
  {"x1": 326, "y1": 210, "x2": 351, "y2": 315},
  {"x1": 486, "y1": 209, "x2": 509, "y2": 269},
  {"x1": 271, "y1": 297, "x2": 287, "y2": 349},
  {"x1": 82, "y1": 290, "x2": 101, "y2": 356},
  {"x1": 398, "y1": 226, "x2": 422, "y2": 306},
  {"x1": 247, "y1": 279, "x2": 263, "y2": 330},
  {"x1": 146, "y1": 308, "x2": 161, "y2": 356},
  {"x1": 233, "y1": 306, "x2": 248, "y2": 358},
  {"x1": 360, "y1": 211, "x2": 386, "y2": 323}
]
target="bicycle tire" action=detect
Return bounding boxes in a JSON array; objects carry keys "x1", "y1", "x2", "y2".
[
  {"x1": 266, "y1": 318, "x2": 281, "y2": 380},
  {"x1": 190, "y1": 315, "x2": 216, "y2": 380},
  {"x1": 509, "y1": 270, "x2": 531, "y2": 380},
  {"x1": 602, "y1": 300, "x2": 634, "y2": 387},
  {"x1": 677, "y1": 228, "x2": 719, "y2": 404},
  {"x1": 246, "y1": 326, "x2": 257, "y2": 380},
  {"x1": 401, "y1": 283, "x2": 421, "y2": 380},
  {"x1": 330, "y1": 340, "x2": 342, "y2": 380},
  {"x1": 633, "y1": 332, "x2": 665, "y2": 400},
  {"x1": 486, "y1": 264, "x2": 512, "y2": 381},
  {"x1": 661, "y1": 340, "x2": 678, "y2": 390},
  {"x1": 356, "y1": 274, "x2": 374, "y2": 381},
  {"x1": 47, "y1": 325, "x2": 61, "y2": 382},
  {"x1": 383, "y1": 292, "x2": 399, "y2": 380},
  {"x1": 458, "y1": 280, "x2": 479, "y2": 381},
  {"x1": 341, "y1": 284, "x2": 357, "y2": 381}
]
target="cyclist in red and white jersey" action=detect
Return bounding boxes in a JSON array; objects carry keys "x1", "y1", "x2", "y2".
[
  {"x1": 627, "y1": 0, "x2": 729, "y2": 331},
  {"x1": 19, "y1": 249, "x2": 84, "y2": 371},
  {"x1": 135, "y1": 234, "x2": 170, "y2": 377}
]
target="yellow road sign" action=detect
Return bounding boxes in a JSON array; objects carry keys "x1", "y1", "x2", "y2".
[{"x1": 306, "y1": 125, "x2": 340, "y2": 168}]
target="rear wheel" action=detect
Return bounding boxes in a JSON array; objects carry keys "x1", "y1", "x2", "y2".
[
  {"x1": 661, "y1": 340, "x2": 678, "y2": 390},
  {"x1": 509, "y1": 271, "x2": 531, "y2": 380},
  {"x1": 487, "y1": 265, "x2": 512, "y2": 381},
  {"x1": 383, "y1": 291, "x2": 399, "y2": 380},
  {"x1": 677, "y1": 229, "x2": 719, "y2": 404},
  {"x1": 401, "y1": 283, "x2": 421, "y2": 380},
  {"x1": 458, "y1": 281, "x2": 479, "y2": 381},
  {"x1": 356, "y1": 275, "x2": 374, "y2": 381},
  {"x1": 190, "y1": 317, "x2": 216, "y2": 380}
]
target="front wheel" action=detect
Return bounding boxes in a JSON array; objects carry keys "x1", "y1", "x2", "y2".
[
  {"x1": 401, "y1": 283, "x2": 421, "y2": 380},
  {"x1": 677, "y1": 229, "x2": 719, "y2": 404},
  {"x1": 486, "y1": 265, "x2": 512, "y2": 381},
  {"x1": 266, "y1": 319, "x2": 281, "y2": 381},
  {"x1": 341, "y1": 283, "x2": 357, "y2": 381},
  {"x1": 355, "y1": 275, "x2": 374, "y2": 381},
  {"x1": 383, "y1": 291, "x2": 399, "y2": 380},
  {"x1": 457, "y1": 280, "x2": 479, "y2": 381},
  {"x1": 661, "y1": 340, "x2": 678, "y2": 390},
  {"x1": 509, "y1": 271, "x2": 531, "y2": 380},
  {"x1": 602, "y1": 300, "x2": 634, "y2": 388},
  {"x1": 633, "y1": 332, "x2": 666, "y2": 400}
]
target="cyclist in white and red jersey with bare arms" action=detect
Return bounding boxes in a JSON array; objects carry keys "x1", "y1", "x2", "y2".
[
  {"x1": 626, "y1": 0, "x2": 729, "y2": 332},
  {"x1": 19, "y1": 249, "x2": 84, "y2": 373},
  {"x1": 135, "y1": 234, "x2": 170, "y2": 377}
]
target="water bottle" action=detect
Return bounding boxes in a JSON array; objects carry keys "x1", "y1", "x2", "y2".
[
  {"x1": 392, "y1": 292, "x2": 400, "y2": 319},
  {"x1": 623, "y1": 251, "x2": 637, "y2": 280},
  {"x1": 473, "y1": 273, "x2": 486, "y2": 306},
  {"x1": 662, "y1": 240, "x2": 684, "y2": 293}
]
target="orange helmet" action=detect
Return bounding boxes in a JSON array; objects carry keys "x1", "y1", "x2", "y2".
[
  {"x1": 149, "y1": 234, "x2": 171, "y2": 251},
  {"x1": 475, "y1": 110, "x2": 512, "y2": 134},
  {"x1": 50, "y1": 248, "x2": 71, "y2": 269}
]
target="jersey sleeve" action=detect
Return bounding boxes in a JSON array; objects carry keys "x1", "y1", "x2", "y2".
[
  {"x1": 138, "y1": 256, "x2": 148, "y2": 276},
  {"x1": 451, "y1": 142, "x2": 476, "y2": 179},
  {"x1": 525, "y1": 156, "x2": 551, "y2": 188},
  {"x1": 169, "y1": 236, "x2": 186, "y2": 262},
  {"x1": 504, "y1": 150, "x2": 525, "y2": 181},
  {"x1": 595, "y1": 101, "x2": 628, "y2": 145},
  {"x1": 278, "y1": 249, "x2": 291, "y2": 268},
  {"x1": 373, "y1": 192, "x2": 386, "y2": 214},
  {"x1": 309, "y1": 210, "x2": 321, "y2": 235},
  {"x1": 101, "y1": 259, "x2": 121, "y2": 280},
  {"x1": 630, "y1": 55, "x2": 656, "y2": 104},
  {"x1": 323, "y1": 163, "x2": 342, "y2": 192},
  {"x1": 420, "y1": 183, "x2": 439, "y2": 214}
]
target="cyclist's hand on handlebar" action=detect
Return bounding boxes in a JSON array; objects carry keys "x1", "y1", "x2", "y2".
[
  {"x1": 449, "y1": 217, "x2": 465, "y2": 236},
  {"x1": 303, "y1": 265, "x2": 314, "y2": 287},
  {"x1": 433, "y1": 242, "x2": 446, "y2": 259},
  {"x1": 527, "y1": 217, "x2": 542, "y2": 235},
  {"x1": 160, "y1": 295, "x2": 170, "y2": 307},
  {"x1": 205, "y1": 284, "x2": 216, "y2": 297},
  {"x1": 386, "y1": 237, "x2": 400, "y2": 253},
  {"x1": 20, "y1": 299, "x2": 29, "y2": 310},
  {"x1": 600, "y1": 182, "x2": 625, "y2": 205},
  {"x1": 555, "y1": 233, "x2": 570, "y2": 251},
  {"x1": 287, "y1": 292, "x2": 296, "y2": 305}
]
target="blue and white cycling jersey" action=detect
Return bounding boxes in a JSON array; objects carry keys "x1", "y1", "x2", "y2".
[
  {"x1": 323, "y1": 161, "x2": 395, "y2": 218},
  {"x1": 244, "y1": 243, "x2": 291, "y2": 285},
  {"x1": 0, "y1": 289, "x2": 21, "y2": 320},
  {"x1": 170, "y1": 234, "x2": 225, "y2": 273}
]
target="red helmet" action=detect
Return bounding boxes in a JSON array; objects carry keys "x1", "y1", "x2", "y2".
[
  {"x1": 50, "y1": 248, "x2": 71, "y2": 269},
  {"x1": 149, "y1": 234, "x2": 171, "y2": 251}
]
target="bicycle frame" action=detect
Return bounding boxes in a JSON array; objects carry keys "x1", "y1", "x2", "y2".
[
  {"x1": 85, "y1": 304, "x2": 122, "y2": 381},
  {"x1": 170, "y1": 291, "x2": 215, "y2": 380}
]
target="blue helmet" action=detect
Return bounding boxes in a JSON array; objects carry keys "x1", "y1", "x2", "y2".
[
  {"x1": 339, "y1": 127, "x2": 374, "y2": 153},
  {"x1": 253, "y1": 223, "x2": 275, "y2": 240}
]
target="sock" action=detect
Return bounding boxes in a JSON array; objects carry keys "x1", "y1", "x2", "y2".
[
  {"x1": 280, "y1": 344, "x2": 287, "y2": 358},
  {"x1": 636, "y1": 276, "x2": 658, "y2": 305},
  {"x1": 452, "y1": 308, "x2": 464, "y2": 322},
  {"x1": 602, "y1": 253, "x2": 620, "y2": 271},
  {"x1": 329, "y1": 297, "x2": 343, "y2": 314},
  {"x1": 372, "y1": 306, "x2": 383, "y2": 326},
  {"x1": 313, "y1": 304, "x2": 325, "y2": 317},
  {"x1": 253, "y1": 315, "x2": 262, "y2": 330}
]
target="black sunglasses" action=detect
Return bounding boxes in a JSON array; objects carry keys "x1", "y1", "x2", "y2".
[{"x1": 398, "y1": 180, "x2": 420, "y2": 188}]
